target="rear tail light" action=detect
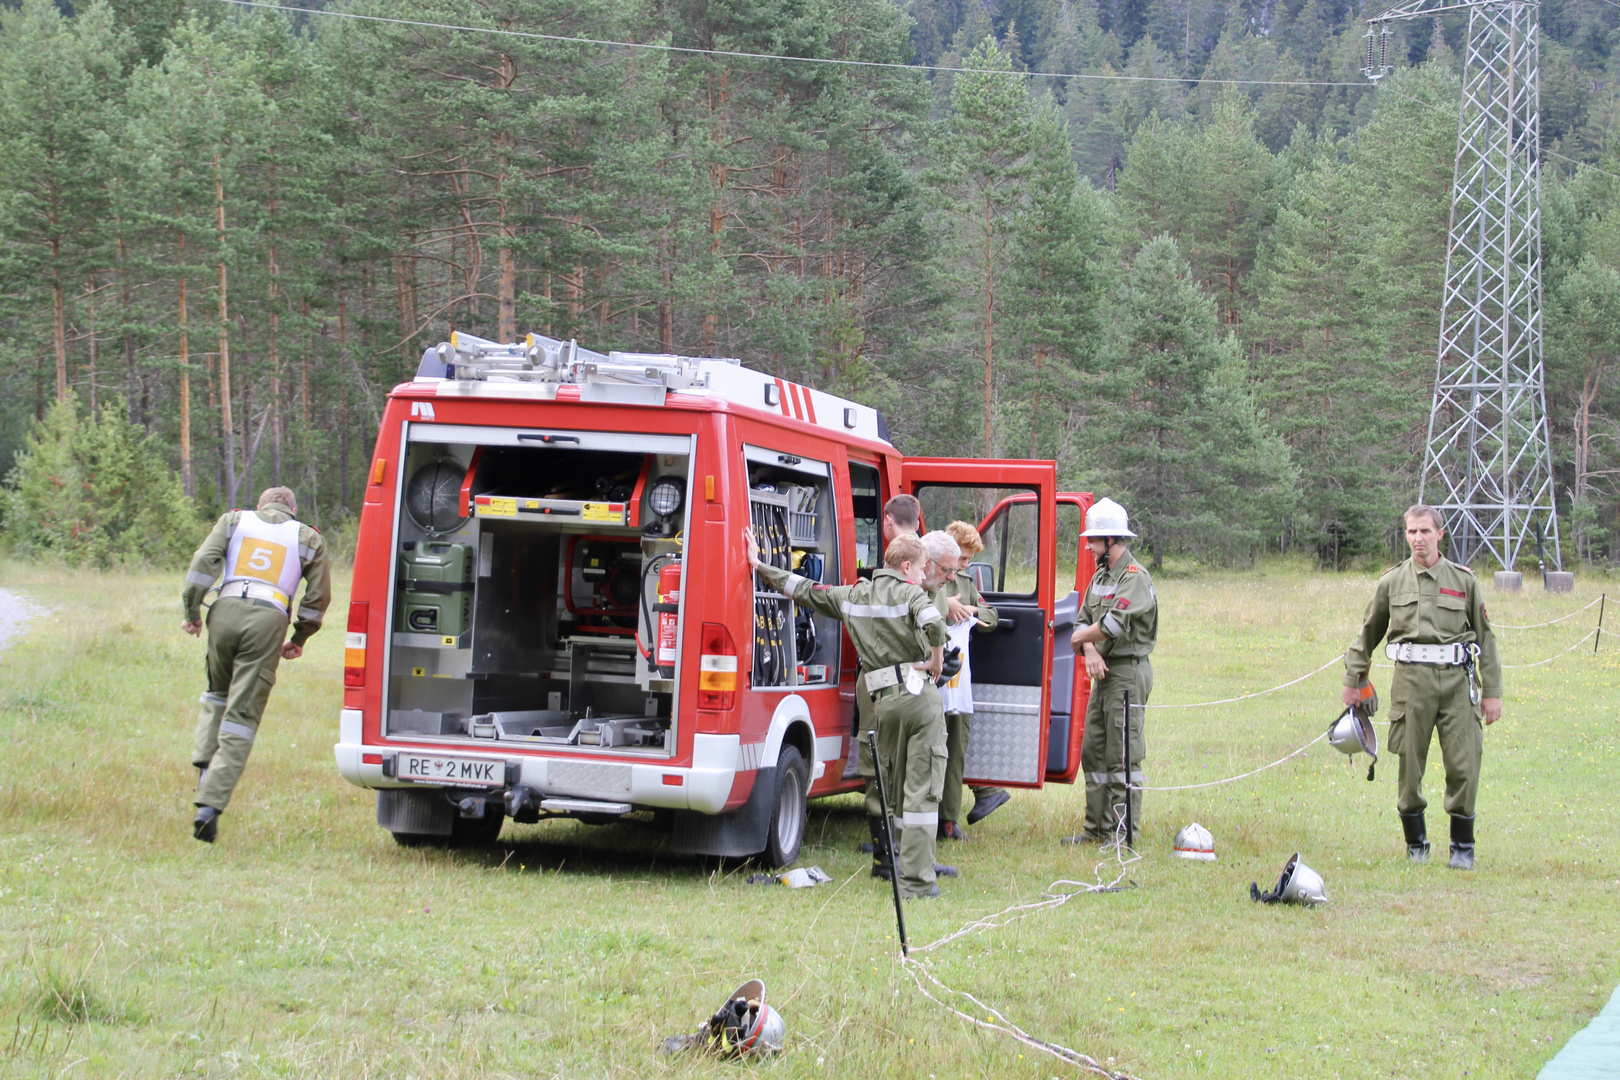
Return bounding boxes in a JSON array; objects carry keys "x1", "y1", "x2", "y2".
[
  {"x1": 697, "y1": 622, "x2": 738, "y2": 710},
  {"x1": 344, "y1": 602, "x2": 369, "y2": 687}
]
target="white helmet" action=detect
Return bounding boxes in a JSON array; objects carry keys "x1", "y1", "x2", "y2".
[
  {"x1": 1252, "y1": 853, "x2": 1328, "y2": 906},
  {"x1": 661, "y1": 978, "x2": 784, "y2": 1057},
  {"x1": 710, "y1": 979, "x2": 784, "y2": 1056},
  {"x1": 1081, "y1": 497, "x2": 1136, "y2": 538},
  {"x1": 1173, "y1": 822, "x2": 1216, "y2": 861},
  {"x1": 1328, "y1": 707, "x2": 1379, "y2": 781}
]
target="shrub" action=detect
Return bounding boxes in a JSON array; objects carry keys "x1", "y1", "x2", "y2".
[{"x1": 3, "y1": 394, "x2": 201, "y2": 567}]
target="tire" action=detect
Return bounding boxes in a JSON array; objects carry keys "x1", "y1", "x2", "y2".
[
  {"x1": 762, "y1": 745, "x2": 809, "y2": 868},
  {"x1": 449, "y1": 809, "x2": 505, "y2": 846}
]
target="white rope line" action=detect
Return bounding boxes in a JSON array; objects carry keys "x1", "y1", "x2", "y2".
[
  {"x1": 1501, "y1": 627, "x2": 1599, "y2": 668},
  {"x1": 1490, "y1": 594, "x2": 1604, "y2": 629},
  {"x1": 1143, "y1": 656, "x2": 1340, "y2": 709},
  {"x1": 1129, "y1": 730, "x2": 1331, "y2": 791},
  {"x1": 900, "y1": 817, "x2": 1143, "y2": 1079}
]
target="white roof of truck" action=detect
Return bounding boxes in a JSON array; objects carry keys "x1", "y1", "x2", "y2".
[{"x1": 404, "y1": 331, "x2": 890, "y2": 446}]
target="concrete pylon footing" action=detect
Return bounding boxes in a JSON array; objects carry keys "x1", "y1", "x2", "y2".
[
  {"x1": 1545, "y1": 571, "x2": 1575, "y2": 594},
  {"x1": 1494, "y1": 571, "x2": 1523, "y2": 592}
]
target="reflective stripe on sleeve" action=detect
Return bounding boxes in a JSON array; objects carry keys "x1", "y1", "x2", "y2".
[
  {"x1": 297, "y1": 606, "x2": 323, "y2": 623},
  {"x1": 187, "y1": 570, "x2": 217, "y2": 587},
  {"x1": 901, "y1": 811, "x2": 939, "y2": 828},
  {"x1": 916, "y1": 607, "x2": 943, "y2": 625},
  {"x1": 298, "y1": 544, "x2": 317, "y2": 562},
  {"x1": 841, "y1": 601, "x2": 910, "y2": 619},
  {"x1": 219, "y1": 720, "x2": 257, "y2": 743},
  {"x1": 1102, "y1": 612, "x2": 1123, "y2": 636},
  {"x1": 784, "y1": 573, "x2": 809, "y2": 594}
]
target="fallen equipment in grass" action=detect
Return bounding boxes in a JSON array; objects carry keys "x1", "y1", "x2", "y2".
[
  {"x1": 746, "y1": 865, "x2": 833, "y2": 887},
  {"x1": 1250, "y1": 853, "x2": 1328, "y2": 905},
  {"x1": 1173, "y1": 822, "x2": 1216, "y2": 860},
  {"x1": 659, "y1": 978, "x2": 785, "y2": 1057}
]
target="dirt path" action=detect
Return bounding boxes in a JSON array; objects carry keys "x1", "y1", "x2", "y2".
[{"x1": 0, "y1": 587, "x2": 38, "y2": 654}]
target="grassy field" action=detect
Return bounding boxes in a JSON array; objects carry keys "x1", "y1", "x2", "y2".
[{"x1": 0, "y1": 560, "x2": 1615, "y2": 1079}]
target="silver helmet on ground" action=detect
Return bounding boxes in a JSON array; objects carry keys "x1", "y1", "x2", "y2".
[
  {"x1": 1251, "y1": 853, "x2": 1328, "y2": 906},
  {"x1": 1173, "y1": 822, "x2": 1216, "y2": 861}
]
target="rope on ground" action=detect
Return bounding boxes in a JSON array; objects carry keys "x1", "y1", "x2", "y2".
[
  {"x1": 1490, "y1": 594, "x2": 1604, "y2": 629},
  {"x1": 1128, "y1": 730, "x2": 1331, "y2": 792},
  {"x1": 1143, "y1": 656, "x2": 1341, "y2": 709},
  {"x1": 900, "y1": 817, "x2": 1144, "y2": 1079}
]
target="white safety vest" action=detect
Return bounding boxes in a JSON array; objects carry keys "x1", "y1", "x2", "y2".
[
  {"x1": 939, "y1": 617, "x2": 976, "y2": 714},
  {"x1": 221, "y1": 511, "x2": 304, "y2": 614}
]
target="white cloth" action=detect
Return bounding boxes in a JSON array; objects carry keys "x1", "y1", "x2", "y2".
[{"x1": 939, "y1": 617, "x2": 976, "y2": 714}]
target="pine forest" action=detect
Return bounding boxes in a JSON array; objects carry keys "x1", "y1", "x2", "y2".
[{"x1": 3, "y1": 0, "x2": 1619, "y2": 568}]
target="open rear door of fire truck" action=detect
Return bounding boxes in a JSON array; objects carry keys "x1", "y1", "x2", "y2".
[{"x1": 900, "y1": 459, "x2": 1057, "y2": 789}]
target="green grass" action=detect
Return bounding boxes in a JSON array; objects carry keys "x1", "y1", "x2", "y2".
[{"x1": 0, "y1": 559, "x2": 1614, "y2": 1079}]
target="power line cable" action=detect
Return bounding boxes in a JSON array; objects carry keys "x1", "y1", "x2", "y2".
[{"x1": 208, "y1": 0, "x2": 1375, "y2": 88}]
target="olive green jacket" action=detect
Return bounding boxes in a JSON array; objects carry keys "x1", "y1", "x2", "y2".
[
  {"x1": 1077, "y1": 547, "x2": 1157, "y2": 659},
  {"x1": 757, "y1": 564, "x2": 946, "y2": 669},
  {"x1": 181, "y1": 507, "x2": 332, "y2": 645},
  {"x1": 1344, "y1": 555, "x2": 1502, "y2": 698}
]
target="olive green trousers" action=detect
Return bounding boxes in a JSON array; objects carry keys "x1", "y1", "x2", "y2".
[
  {"x1": 873, "y1": 681, "x2": 947, "y2": 898},
  {"x1": 192, "y1": 597, "x2": 287, "y2": 810},
  {"x1": 1080, "y1": 657, "x2": 1152, "y2": 839},
  {"x1": 1387, "y1": 663, "x2": 1483, "y2": 818}
]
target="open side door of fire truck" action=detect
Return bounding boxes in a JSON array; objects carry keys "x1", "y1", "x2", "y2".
[
  {"x1": 1041, "y1": 492, "x2": 1096, "y2": 783},
  {"x1": 900, "y1": 459, "x2": 1057, "y2": 789}
]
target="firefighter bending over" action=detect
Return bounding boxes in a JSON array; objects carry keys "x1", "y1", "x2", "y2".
[
  {"x1": 180, "y1": 487, "x2": 330, "y2": 843},
  {"x1": 747, "y1": 527, "x2": 955, "y2": 899}
]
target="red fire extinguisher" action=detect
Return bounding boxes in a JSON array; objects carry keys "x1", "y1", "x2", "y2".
[{"x1": 655, "y1": 560, "x2": 682, "y2": 678}]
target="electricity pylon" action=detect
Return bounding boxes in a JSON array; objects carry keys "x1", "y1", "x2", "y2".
[{"x1": 1364, "y1": 0, "x2": 1561, "y2": 571}]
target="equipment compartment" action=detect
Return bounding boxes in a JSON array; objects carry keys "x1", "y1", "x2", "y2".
[
  {"x1": 745, "y1": 446, "x2": 840, "y2": 688},
  {"x1": 385, "y1": 427, "x2": 694, "y2": 756}
]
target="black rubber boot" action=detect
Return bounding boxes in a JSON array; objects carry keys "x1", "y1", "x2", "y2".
[
  {"x1": 868, "y1": 816, "x2": 893, "y2": 880},
  {"x1": 1449, "y1": 814, "x2": 1476, "y2": 871},
  {"x1": 966, "y1": 787, "x2": 1010, "y2": 825},
  {"x1": 1400, "y1": 810, "x2": 1430, "y2": 863},
  {"x1": 193, "y1": 805, "x2": 221, "y2": 844}
]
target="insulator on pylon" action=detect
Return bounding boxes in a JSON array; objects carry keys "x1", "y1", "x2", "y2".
[
  {"x1": 1379, "y1": 25, "x2": 1390, "y2": 72},
  {"x1": 1366, "y1": 27, "x2": 1376, "y2": 72}
]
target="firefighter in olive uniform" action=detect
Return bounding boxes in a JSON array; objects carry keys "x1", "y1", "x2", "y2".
[
  {"x1": 1066, "y1": 498, "x2": 1157, "y2": 845},
  {"x1": 933, "y1": 521, "x2": 1002, "y2": 840},
  {"x1": 180, "y1": 487, "x2": 330, "y2": 842},
  {"x1": 749, "y1": 528, "x2": 953, "y2": 899},
  {"x1": 1343, "y1": 504, "x2": 1502, "y2": 870}
]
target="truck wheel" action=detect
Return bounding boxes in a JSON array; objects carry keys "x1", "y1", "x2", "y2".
[
  {"x1": 449, "y1": 808, "x2": 505, "y2": 846},
  {"x1": 763, "y1": 745, "x2": 808, "y2": 868}
]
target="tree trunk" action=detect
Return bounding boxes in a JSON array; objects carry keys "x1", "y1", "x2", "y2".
[
  {"x1": 268, "y1": 164, "x2": 282, "y2": 485},
  {"x1": 85, "y1": 273, "x2": 99, "y2": 413},
  {"x1": 177, "y1": 228, "x2": 193, "y2": 497},
  {"x1": 117, "y1": 232, "x2": 139, "y2": 425},
  {"x1": 982, "y1": 194, "x2": 995, "y2": 458},
  {"x1": 215, "y1": 155, "x2": 238, "y2": 507}
]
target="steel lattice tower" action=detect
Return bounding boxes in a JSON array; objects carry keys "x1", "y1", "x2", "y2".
[{"x1": 1365, "y1": 0, "x2": 1561, "y2": 570}]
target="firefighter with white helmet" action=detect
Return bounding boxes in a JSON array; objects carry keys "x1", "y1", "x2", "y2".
[
  {"x1": 179, "y1": 487, "x2": 330, "y2": 842},
  {"x1": 1064, "y1": 498, "x2": 1157, "y2": 845}
]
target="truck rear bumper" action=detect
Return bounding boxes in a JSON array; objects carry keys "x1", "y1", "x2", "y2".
[{"x1": 334, "y1": 709, "x2": 740, "y2": 813}]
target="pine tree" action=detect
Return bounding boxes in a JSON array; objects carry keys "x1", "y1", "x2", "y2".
[{"x1": 1088, "y1": 234, "x2": 1295, "y2": 565}]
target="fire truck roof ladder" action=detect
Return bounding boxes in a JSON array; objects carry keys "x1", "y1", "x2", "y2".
[{"x1": 424, "y1": 330, "x2": 739, "y2": 393}]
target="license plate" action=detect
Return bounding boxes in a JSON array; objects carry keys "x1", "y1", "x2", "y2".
[{"x1": 395, "y1": 752, "x2": 505, "y2": 788}]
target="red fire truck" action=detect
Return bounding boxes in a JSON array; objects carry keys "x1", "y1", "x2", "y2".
[{"x1": 335, "y1": 332, "x2": 1096, "y2": 864}]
